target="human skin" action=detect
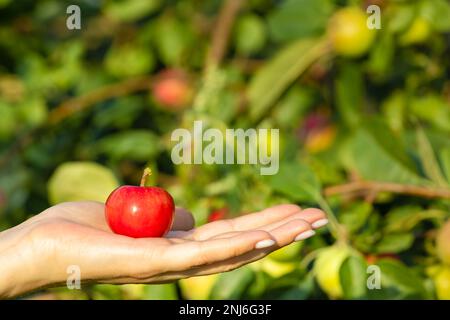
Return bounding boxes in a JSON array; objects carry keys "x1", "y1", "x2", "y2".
[{"x1": 0, "y1": 201, "x2": 328, "y2": 299}]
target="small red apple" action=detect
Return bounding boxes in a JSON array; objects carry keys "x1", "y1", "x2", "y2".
[
  {"x1": 152, "y1": 69, "x2": 192, "y2": 110},
  {"x1": 207, "y1": 207, "x2": 229, "y2": 223},
  {"x1": 105, "y1": 168, "x2": 175, "y2": 238}
]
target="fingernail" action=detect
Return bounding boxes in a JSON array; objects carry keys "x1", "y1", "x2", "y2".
[
  {"x1": 312, "y1": 219, "x2": 329, "y2": 229},
  {"x1": 294, "y1": 230, "x2": 316, "y2": 241},
  {"x1": 255, "y1": 239, "x2": 276, "y2": 249}
]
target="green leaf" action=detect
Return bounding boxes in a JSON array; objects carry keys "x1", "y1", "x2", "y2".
[
  {"x1": 0, "y1": 101, "x2": 17, "y2": 140},
  {"x1": 153, "y1": 16, "x2": 195, "y2": 66},
  {"x1": 368, "y1": 259, "x2": 429, "y2": 299},
  {"x1": 17, "y1": 96, "x2": 48, "y2": 128},
  {"x1": 105, "y1": 45, "x2": 155, "y2": 77},
  {"x1": 375, "y1": 233, "x2": 414, "y2": 254},
  {"x1": 210, "y1": 266, "x2": 255, "y2": 299},
  {"x1": 381, "y1": 91, "x2": 406, "y2": 133},
  {"x1": 388, "y1": 4, "x2": 415, "y2": 33},
  {"x1": 416, "y1": 127, "x2": 448, "y2": 187},
  {"x1": 248, "y1": 37, "x2": 328, "y2": 121},
  {"x1": 348, "y1": 127, "x2": 428, "y2": 185},
  {"x1": 91, "y1": 284, "x2": 123, "y2": 300},
  {"x1": 410, "y1": 94, "x2": 450, "y2": 132},
  {"x1": 48, "y1": 162, "x2": 119, "y2": 205},
  {"x1": 104, "y1": 0, "x2": 162, "y2": 22},
  {"x1": 420, "y1": 0, "x2": 450, "y2": 32},
  {"x1": 0, "y1": 0, "x2": 12, "y2": 8},
  {"x1": 267, "y1": 162, "x2": 322, "y2": 202},
  {"x1": 244, "y1": 270, "x2": 271, "y2": 299},
  {"x1": 142, "y1": 284, "x2": 178, "y2": 300},
  {"x1": 384, "y1": 206, "x2": 447, "y2": 233},
  {"x1": 335, "y1": 63, "x2": 364, "y2": 127},
  {"x1": 439, "y1": 148, "x2": 450, "y2": 183},
  {"x1": 340, "y1": 255, "x2": 368, "y2": 299},
  {"x1": 340, "y1": 202, "x2": 372, "y2": 234},
  {"x1": 271, "y1": 272, "x2": 314, "y2": 300},
  {"x1": 368, "y1": 32, "x2": 395, "y2": 78},
  {"x1": 96, "y1": 130, "x2": 162, "y2": 161},
  {"x1": 272, "y1": 87, "x2": 315, "y2": 129},
  {"x1": 268, "y1": 0, "x2": 333, "y2": 42},
  {"x1": 93, "y1": 97, "x2": 144, "y2": 130},
  {"x1": 364, "y1": 119, "x2": 416, "y2": 170}
]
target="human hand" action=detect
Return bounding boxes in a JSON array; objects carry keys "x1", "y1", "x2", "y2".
[{"x1": 0, "y1": 201, "x2": 327, "y2": 298}]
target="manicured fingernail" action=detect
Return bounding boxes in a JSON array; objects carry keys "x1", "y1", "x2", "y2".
[
  {"x1": 255, "y1": 239, "x2": 276, "y2": 249},
  {"x1": 312, "y1": 219, "x2": 329, "y2": 229},
  {"x1": 294, "y1": 230, "x2": 315, "y2": 241}
]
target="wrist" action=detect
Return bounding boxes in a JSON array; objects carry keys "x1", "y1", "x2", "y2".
[{"x1": 0, "y1": 226, "x2": 50, "y2": 298}]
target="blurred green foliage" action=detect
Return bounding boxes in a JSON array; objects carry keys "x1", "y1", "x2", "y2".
[{"x1": 1, "y1": 0, "x2": 450, "y2": 300}]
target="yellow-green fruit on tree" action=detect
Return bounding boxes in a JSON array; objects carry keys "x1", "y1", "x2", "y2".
[
  {"x1": 436, "y1": 220, "x2": 450, "y2": 265},
  {"x1": 314, "y1": 244, "x2": 352, "y2": 299},
  {"x1": 260, "y1": 257, "x2": 297, "y2": 278},
  {"x1": 328, "y1": 7, "x2": 377, "y2": 57},
  {"x1": 399, "y1": 17, "x2": 431, "y2": 46},
  {"x1": 121, "y1": 284, "x2": 145, "y2": 300},
  {"x1": 179, "y1": 274, "x2": 219, "y2": 300},
  {"x1": 430, "y1": 266, "x2": 450, "y2": 300},
  {"x1": 268, "y1": 241, "x2": 303, "y2": 262}
]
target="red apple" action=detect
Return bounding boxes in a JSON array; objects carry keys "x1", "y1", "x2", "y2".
[
  {"x1": 105, "y1": 168, "x2": 175, "y2": 238},
  {"x1": 152, "y1": 69, "x2": 192, "y2": 110},
  {"x1": 207, "y1": 207, "x2": 229, "y2": 223}
]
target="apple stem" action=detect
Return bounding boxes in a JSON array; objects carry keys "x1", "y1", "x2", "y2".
[{"x1": 140, "y1": 167, "x2": 152, "y2": 187}]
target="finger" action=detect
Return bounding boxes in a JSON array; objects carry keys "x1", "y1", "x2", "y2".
[
  {"x1": 160, "y1": 230, "x2": 275, "y2": 272},
  {"x1": 171, "y1": 208, "x2": 195, "y2": 231},
  {"x1": 192, "y1": 204, "x2": 301, "y2": 240},
  {"x1": 257, "y1": 208, "x2": 327, "y2": 233},
  {"x1": 266, "y1": 219, "x2": 313, "y2": 247},
  {"x1": 182, "y1": 208, "x2": 326, "y2": 242},
  {"x1": 176, "y1": 220, "x2": 316, "y2": 278},
  {"x1": 180, "y1": 251, "x2": 268, "y2": 278},
  {"x1": 194, "y1": 213, "x2": 321, "y2": 242}
]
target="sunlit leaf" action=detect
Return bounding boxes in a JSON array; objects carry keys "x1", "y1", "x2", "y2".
[
  {"x1": 142, "y1": 284, "x2": 178, "y2": 300},
  {"x1": 268, "y1": 0, "x2": 333, "y2": 42},
  {"x1": 95, "y1": 130, "x2": 162, "y2": 161},
  {"x1": 340, "y1": 255, "x2": 368, "y2": 299},
  {"x1": 368, "y1": 259, "x2": 429, "y2": 299},
  {"x1": 416, "y1": 127, "x2": 448, "y2": 187},
  {"x1": 348, "y1": 127, "x2": 428, "y2": 185},
  {"x1": 439, "y1": 148, "x2": 450, "y2": 184},
  {"x1": 267, "y1": 162, "x2": 322, "y2": 202},
  {"x1": 104, "y1": 0, "x2": 162, "y2": 22},
  {"x1": 248, "y1": 37, "x2": 329, "y2": 121},
  {"x1": 375, "y1": 233, "x2": 414, "y2": 254},
  {"x1": 210, "y1": 266, "x2": 255, "y2": 299},
  {"x1": 335, "y1": 63, "x2": 364, "y2": 127}
]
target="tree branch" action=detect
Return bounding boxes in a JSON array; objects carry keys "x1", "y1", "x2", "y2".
[
  {"x1": 48, "y1": 76, "x2": 153, "y2": 125},
  {"x1": 206, "y1": 0, "x2": 243, "y2": 68}
]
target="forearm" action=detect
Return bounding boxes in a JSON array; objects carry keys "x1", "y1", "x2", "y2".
[{"x1": 0, "y1": 226, "x2": 47, "y2": 299}]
